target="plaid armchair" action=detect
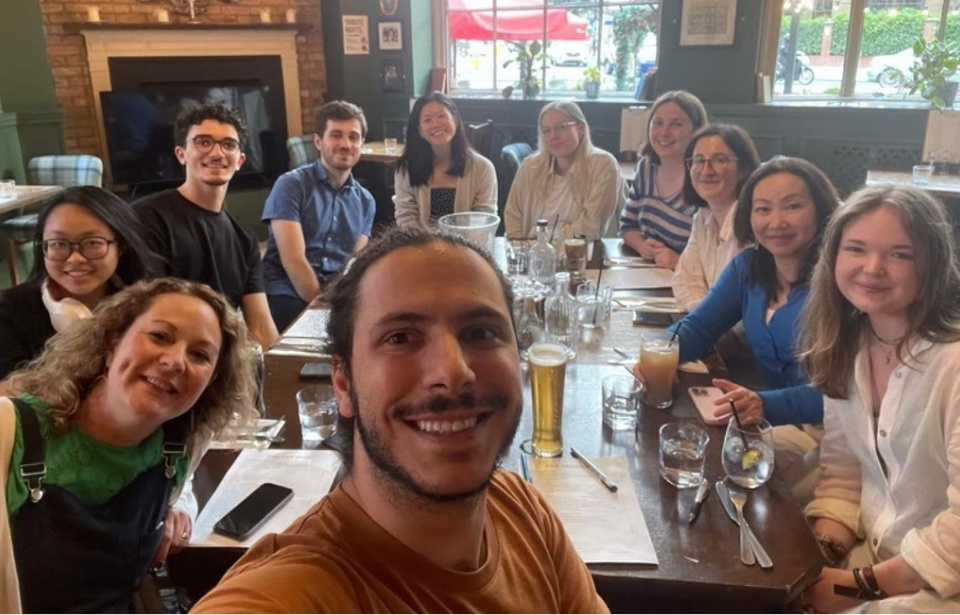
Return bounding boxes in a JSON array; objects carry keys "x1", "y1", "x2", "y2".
[{"x1": 286, "y1": 135, "x2": 319, "y2": 170}]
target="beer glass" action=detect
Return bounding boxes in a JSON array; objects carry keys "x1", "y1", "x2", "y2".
[{"x1": 528, "y1": 342, "x2": 567, "y2": 457}]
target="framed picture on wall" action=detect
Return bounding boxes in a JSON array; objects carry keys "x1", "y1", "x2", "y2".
[
  {"x1": 378, "y1": 22, "x2": 402, "y2": 51},
  {"x1": 380, "y1": 60, "x2": 405, "y2": 93},
  {"x1": 680, "y1": 0, "x2": 737, "y2": 46}
]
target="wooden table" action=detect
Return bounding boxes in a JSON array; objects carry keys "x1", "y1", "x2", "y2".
[
  {"x1": 1, "y1": 185, "x2": 61, "y2": 284},
  {"x1": 0, "y1": 185, "x2": 60, "y2": 219},
  {"x1": 360, "y1": 140, "x2": 404, "y2": 164},
  {"x1": 173, "y1": 241, "x2": 825, "y2": 613},
  {"x1": 865, "y1": 169, "x2": 960, "y2": 200}
]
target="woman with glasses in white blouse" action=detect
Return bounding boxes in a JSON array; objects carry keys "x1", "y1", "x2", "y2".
[
  {"x1": 672, "y1": 124, "x2": 760, "y2": 312},
  {"x1": 504, "y1": 101, "x2": 626, "y2": 242}
]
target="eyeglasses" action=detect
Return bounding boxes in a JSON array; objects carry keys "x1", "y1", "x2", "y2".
[
  {"x1": 189, "y1": 136, "x2": 242, "y2": 155},
  {"x1": 686, "y1": 154, "x2": 739, "y2": 171},
  {"x1": 541, "y1": 121, "x2": 579, "y2": 137},
  {"x1": 42, "y1": 237, "x2": 115, "y2": 261}
]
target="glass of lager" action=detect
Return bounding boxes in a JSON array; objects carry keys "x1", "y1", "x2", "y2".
[{"x1": 528, "y1": 341, "x2": 567, "y2": 457}]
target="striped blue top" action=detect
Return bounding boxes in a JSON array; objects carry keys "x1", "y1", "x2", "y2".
[{"x1": 618, "y1": 156, "x2": 697, "y2": 254}]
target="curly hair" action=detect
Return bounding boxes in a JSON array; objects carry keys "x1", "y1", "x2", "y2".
[
  {"x1": 6, "y1": 278, "x2": 257, "y2": 435},
  {"x1": 681, "y1": 123, "x2": 761, "y2": 210},
  {"x1": 174, "y1": 101, "x2": 249, "y2": 150},
  {"x1": 800, "y1": 185, "x2": 960, "y2": 398}
]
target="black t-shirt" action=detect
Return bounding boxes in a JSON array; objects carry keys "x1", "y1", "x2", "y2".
[
  {"x1": 0, "y1": 281, "x2": 55, "y2": 379},
  {"x1": 132, "y1": 189, "x2": 264, "y2": 308}
]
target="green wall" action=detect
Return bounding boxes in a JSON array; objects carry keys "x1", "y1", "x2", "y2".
[{"x1": 0, "y1": 0, "x2": 64, "y2": 182}]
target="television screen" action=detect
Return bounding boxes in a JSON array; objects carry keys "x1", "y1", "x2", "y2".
[{"x1": 100, "y1": 85, "x2": 286, "y2": 187}]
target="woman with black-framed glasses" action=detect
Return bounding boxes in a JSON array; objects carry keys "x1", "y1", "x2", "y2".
[{"x1": 0, "y1": 186, "x2": 160, "y2": 380}]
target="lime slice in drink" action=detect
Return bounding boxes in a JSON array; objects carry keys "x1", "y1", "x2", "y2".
[{"x1": 741, "y1": 449, "x2": 761, "y2": 470}]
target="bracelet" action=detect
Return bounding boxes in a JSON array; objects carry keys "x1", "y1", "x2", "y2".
[
  {"x1": 833, "y1": 567, "x2": 887, "y2": 601},
  {"x1": 815, "y1": 534, "x2": 849, "y2": 567}
]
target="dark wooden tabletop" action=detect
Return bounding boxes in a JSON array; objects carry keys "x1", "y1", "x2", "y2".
[{"x1": 172, "y1": 238, "x2": 825, "y2": 613}]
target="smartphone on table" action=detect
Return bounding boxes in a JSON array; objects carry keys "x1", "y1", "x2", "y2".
[
  {"x1": 213, "y1": 482, "x2": 294, "y2": 540},
  {"x1": 632, "y1": 310, "x2": 677, "y2": 327},
  {"x1": 688, "y1": 386, "x2": 731, "y2": 426}
]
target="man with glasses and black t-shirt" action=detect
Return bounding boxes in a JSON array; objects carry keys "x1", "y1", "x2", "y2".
[
  {"x1": 259, "y1": 100, "x2": 376, "y2": 331},
  {"x1": 132, "y1": 102, "x2": 279, "y2": 348}
]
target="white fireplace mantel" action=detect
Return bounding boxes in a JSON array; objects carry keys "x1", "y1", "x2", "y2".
[{"x1": 80, "y1": 27, "x2": 302, "y2": 174}]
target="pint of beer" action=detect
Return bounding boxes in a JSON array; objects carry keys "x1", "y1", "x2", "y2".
[{"x1": 528, "y1": 342, "x2": 567, "y2": 457}]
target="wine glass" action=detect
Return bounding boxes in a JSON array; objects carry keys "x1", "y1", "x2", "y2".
[{"x1": 722, "y1": 419, "x2": 775, "y2": 488}]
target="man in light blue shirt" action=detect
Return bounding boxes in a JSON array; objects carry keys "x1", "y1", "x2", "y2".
[{"x1": 261, "y1": 100, "x2": 376, "y2": 330}]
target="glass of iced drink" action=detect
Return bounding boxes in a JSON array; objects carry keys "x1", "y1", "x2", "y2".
[{"x1": 639, "y1": 329, "x2": 679, "y2": 409}]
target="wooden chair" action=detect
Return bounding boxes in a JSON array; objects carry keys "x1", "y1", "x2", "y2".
[{"x1": 2, "y1": 155, "x2": 104, "y2": 285}]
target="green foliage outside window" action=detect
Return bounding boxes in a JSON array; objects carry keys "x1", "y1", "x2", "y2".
[
  {"x1": 612, "y1": 6, "x2": 658, "y2": 90},
  {"x1": 781, "y1": 9, "x2": 960, "y2": 58}
]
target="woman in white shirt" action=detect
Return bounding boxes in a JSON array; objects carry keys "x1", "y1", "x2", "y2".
[
  {"x1": 393, "y1": 92, "x2": 497, "y2": 227},
  {"x1": 798, "y1": 186, "x2": 960, "y2": 613},
  {"x1": 672, "y1": 124, "x2": 760, "y2": 311},
  {"x1": 504, "y1": 101, "x2": 626, "y2": 242}
]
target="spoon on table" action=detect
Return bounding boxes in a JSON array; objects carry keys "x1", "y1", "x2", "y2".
[{"x1": 728, "y1": 488, "x2": 756, "y2": 566}]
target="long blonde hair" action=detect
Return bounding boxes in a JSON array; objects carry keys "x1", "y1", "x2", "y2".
[
  {"x1": 800, "y1": 186, "x2": 960, "y2": 398},
  {"x1": 7, "y1": 278, "x2": 258, "y2": 434},
  {"x1": 525, "y1": 101, "x2": 598, "y2": 207}
]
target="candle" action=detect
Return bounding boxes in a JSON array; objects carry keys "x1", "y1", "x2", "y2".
[
  {"x1": 156, "y1": 8, "x2": 169, "y2": 23},
  {"x1": 285, "y1": 8, "x2": 297, "y2": 23},
  {"x1": 87, "y1": 6, "x2": 100, "y2": 22},
  {"x1": 259, "y1": 8, "x2": 271, "y2": 23}
]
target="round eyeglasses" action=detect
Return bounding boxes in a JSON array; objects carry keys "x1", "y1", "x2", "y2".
[
  {"x1": 189, "y1": 136, "x2": 242, "y2": 155},
  {"x1": 686, "y1": 154, "x2": 739, "y2": 172},
  {"x1": 42, "y1": 237, "x2": 115, "y2": 261}
]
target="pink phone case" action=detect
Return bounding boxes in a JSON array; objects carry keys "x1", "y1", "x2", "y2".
[{"x1": 688, "y1": 386, "x2": 731, "y2": 425}]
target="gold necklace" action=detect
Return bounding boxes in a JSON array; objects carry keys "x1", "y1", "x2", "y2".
[{"x1": 870, "y1": 327, "x2": 903, "y2": 366}]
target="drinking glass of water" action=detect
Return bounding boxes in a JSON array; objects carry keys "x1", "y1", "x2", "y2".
[
  {"x1": 658, "y1": 421, "x2": 709, "y2": 488},
  {"x1": 296, "y1": 385, "x2": 339, "y2": 442}
]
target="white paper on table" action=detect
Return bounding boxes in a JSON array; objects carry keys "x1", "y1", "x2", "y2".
[
  {"x1": 192, "y1": 448, "x2": 342, "y2": 548},
  {"x1": 529, "y1": 456, "x2": 658, "y2": 565},
  {"x1": 281, "y1": 309, "x2": 331, "y2": 339},
  {"x1": 586, "y1": 267, "x2": 673, "y2": 290}
]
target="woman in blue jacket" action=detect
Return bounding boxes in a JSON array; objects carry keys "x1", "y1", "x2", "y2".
[{"x1": 636, "y1": 156, "x2": 839, "y2": 422}]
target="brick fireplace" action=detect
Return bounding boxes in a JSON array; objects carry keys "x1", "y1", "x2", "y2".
[{"x1": 36, "y1": 0, "x2": 326, "y2": 180}]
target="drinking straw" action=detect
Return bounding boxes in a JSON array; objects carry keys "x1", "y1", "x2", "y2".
[
  {"x1": 592, "y1": 267, "x2": 605, "y2": 325},
  {"x1": 547, "y1": 213, "x2": 560, "y2": 243},
  {"x1": 669, "y1": 321, "x2": 681, "y2": 343},
  {"x1": 728, "y1": 400, "x2": 750, "y2": 449}
]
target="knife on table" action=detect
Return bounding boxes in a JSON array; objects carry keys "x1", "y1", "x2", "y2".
[
  {"x1": 687, "y1": 481, "x2": 709, "y2": 524},
  {"x1": 715, "y1": 481, "x2": 774, "y2": 569}
]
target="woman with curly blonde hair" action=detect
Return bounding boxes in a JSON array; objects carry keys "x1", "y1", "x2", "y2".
[
  {"x1": 0, "y1": 278, "x2": 257, "y2": 613},
  {"x1": 797, "y1": 186, "x2": 960, "y2": 613}
]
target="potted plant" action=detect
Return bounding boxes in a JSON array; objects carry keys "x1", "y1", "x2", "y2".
[
  {"x1": 502, "y1": 41, "x2": 545, "y2": 100},
  {"x1": 583, "y1": 66, "x2": 601, "y2": 99},
  {"x1": 904, "y1": 37, "x2": 960, "y2": 109}
]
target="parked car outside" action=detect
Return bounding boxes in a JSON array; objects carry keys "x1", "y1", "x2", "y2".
[{"x1": 867, "y1": 47, "x2": 915, "y2": 88}]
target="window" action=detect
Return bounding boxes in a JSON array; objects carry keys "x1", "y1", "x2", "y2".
[
  {"x1": 444, "y1": 0, "x2": 660, "y2": 99},
  {"x1": 774, "y1": 0, "x2": 957, "y2": 100}
]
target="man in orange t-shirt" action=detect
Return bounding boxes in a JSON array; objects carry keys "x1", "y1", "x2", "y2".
[{"x1": 192, "y1": 226, "x2": 607, "y2": 613}]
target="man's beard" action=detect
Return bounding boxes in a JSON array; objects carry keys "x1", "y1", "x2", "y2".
[{"x1": 350, "y1": 384, "x2": 521, "y2": 504}]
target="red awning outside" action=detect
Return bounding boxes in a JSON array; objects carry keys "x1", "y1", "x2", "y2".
[{"x1": 448, "y1": 0, "x2": 588, "y2": 41}]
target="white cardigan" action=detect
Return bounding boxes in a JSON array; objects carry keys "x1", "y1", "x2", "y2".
[{"x1": 393, "y1": 153, "x2": 497, "y2": 227}]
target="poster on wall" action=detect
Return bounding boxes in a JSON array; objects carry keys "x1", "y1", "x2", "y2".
[
  {"x1": 378, "y1": 22, "x2": 402, "y2": 51},
  {"x1": 342, "y1": 15, "x2": 370, "y2": 55},
  {"x1": 680, "y1": 0, "x2": 737, "y2": 46}
]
